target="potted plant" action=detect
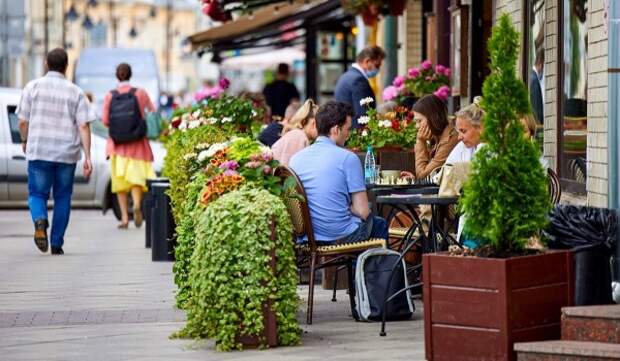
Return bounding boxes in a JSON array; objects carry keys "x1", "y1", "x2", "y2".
[
  {"x1": 341, "y1": 0, "x2": 408, "y2": 23},
  {"x1": 347, "y1": 98, "x2": 417, "y2": 172},
  {"x1": 173, "y1": 187, "x2": 301, "y2": 351},
  {"x1": 383, "y1": 60, "x2": 451, "y2": 105},
  {"x1": 423, "y1": 15, "x2": 573, "y2": 361}
]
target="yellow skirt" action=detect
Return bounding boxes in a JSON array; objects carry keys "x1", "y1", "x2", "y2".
[{"x1": 110, "y1": 155, "x2": 156, "y2": 193}]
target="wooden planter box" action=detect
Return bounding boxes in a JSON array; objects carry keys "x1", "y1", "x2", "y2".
[
  {"x1": 235, "y1": 232, "x2": 278, "y2": 348},
  {"x1": 423, "y1": 251, "x2": 574, "y2": 361}
]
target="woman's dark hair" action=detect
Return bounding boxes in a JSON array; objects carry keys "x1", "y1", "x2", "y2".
[
  {"x1": 411, "y1": 94, "x2": 449, "y2": 136},
  {"x1": 116, "y1": 63, "x2": 132, "y2": 81},
  {"x1": 46, "y1": 48, "x2": 68, "y2": 72},
  {"x1": 315, "y1": 101, "x2": 353, "y2": 136}
]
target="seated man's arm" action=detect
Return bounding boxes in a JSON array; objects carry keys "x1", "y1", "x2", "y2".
[{"x1": 350, "y1": 191, "x2": 370, "y2": 221}]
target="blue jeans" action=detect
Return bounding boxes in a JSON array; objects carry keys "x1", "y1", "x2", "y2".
[
  {"x1": 28, "y1": 160, "x2": 76, "y2": 247},
  {"x1": 337, "y1": 216, "x2": 389, "y2": 244}
]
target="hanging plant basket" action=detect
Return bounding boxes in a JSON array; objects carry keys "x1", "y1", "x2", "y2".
[{"x1": 361, "y1": 5, "x2": 380, "y2": 26}]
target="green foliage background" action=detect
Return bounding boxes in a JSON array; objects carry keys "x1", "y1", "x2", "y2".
[
  {"x1": 460, "y1": 14, "x2": 550, "y2": 252},
  {"x1": 175, "y1": 187, "x2": 300, "y2": 351}
]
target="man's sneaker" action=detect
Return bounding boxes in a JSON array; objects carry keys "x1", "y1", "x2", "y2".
[
  {"x1": 34, "y1": 219, "x2": 49, "y2": 253},
  {"x1": 51, "y1": 246, "x2": 64, "y2": 255}
]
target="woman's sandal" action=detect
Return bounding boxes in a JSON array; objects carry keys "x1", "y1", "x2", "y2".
[
  {"x1": 133, "y1": 208, "x2": 143, "y2": 228},
  {"x1": 118, "y1": 222, "x2": 129, "y2": 229}
]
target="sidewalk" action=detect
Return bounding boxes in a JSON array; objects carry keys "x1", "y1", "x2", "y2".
[{"x1": 0, "y1": 210, "x2": 424, "y2": 360}]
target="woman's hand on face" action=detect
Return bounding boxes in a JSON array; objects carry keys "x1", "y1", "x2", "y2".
[
  {"x1": 417, "y1": 124, "x2": 432, "y2": 141},
  {"x1": 400, "y1": 171, "x2": 414, "y2": 179}
]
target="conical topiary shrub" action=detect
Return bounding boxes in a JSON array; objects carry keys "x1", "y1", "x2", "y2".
[{"x1": 459, "y1": 14, "x2": 550, "y2": 254}]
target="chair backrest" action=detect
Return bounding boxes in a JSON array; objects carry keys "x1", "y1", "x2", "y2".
[
  {"x1": 547, "y1": 168, "x2": 561, "y2": 205},
  {"x1": 274, "y1": 165, "x2": 317, "y2": 249}
]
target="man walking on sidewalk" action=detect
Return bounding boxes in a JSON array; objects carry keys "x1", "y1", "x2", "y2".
[{"x1": 17, "y1": 48, "x2": 93, "y2": 255}]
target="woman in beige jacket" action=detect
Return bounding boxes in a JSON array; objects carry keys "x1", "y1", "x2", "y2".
[{"x1": 401, "y1": 94, "x2": 459, "y2": 180}]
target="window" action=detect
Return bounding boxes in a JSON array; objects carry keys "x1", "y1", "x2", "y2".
[
  {"x1": 7, "y1": 105, "x2": 21, "y2": 143},
  {"x1": 525, "y1": 0, "x2": 546, "y2": 137},
  {"x1": 559, "y1": 0, "x2": 588, "y2": 192}
]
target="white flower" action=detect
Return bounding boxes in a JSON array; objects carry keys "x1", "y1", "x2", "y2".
[
  {"x1": 221, "y1": 117, "x2": 233, "y2": 123},
  {"x1": 197, "y1": 150, "x2": 209, "y2": 162},
  {"x1": 182, "y1": 152, "x2": 197, "y2": 161},
  {"x1": 358, "y1": 116, "x2": 370, "y2": 125},
  {"x1": 379, "y1": 120, "x2": 392, "y2": 128},
  {"x1": 191, "y1": 110, "x2": 202, "y2": 119},
  {"x1": 362, "y1": 130, "x2": 368, "y2": 137},
  {"x1": 178, "y1": 121, "x2": 188, "y2": 130},
  {"x1": 251, "y1": 110, "x2": 257, "y2": 117},
  {"x1": 187, "y1": 120, "x2": 201, "y2": 129},
  {"x1": 359, "y1": 97, "x2": 374, "y2": 107},
  {"x1": 181, "y1": 113, "x2": 191, "y2": 121},
  {"x1": 205, "y1": 142, "x2": 228, "y2": 158},
  {"x1": 196, "y1": 143, "x2": 210, "y2": 150},
  {"x1": 206, "y1": 117, "x2": 218, "y2": 125}
]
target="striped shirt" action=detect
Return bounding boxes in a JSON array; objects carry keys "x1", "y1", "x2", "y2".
[{"x1": 17, "y1": 71, "x2": 93, "y2": 164}]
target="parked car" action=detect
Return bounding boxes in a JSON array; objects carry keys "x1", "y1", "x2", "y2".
[{"x1": 0, "y1": 87, "x2": 165, "y2": 220}]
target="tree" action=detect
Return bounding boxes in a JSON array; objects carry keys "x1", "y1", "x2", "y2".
[{"x1": 460, "y1": 14, "x2": 550, "y2": 253}]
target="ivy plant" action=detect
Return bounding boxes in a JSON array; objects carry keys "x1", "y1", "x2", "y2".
[
  {"x1": 459, "y1": 14, "x2": 550, "y2": 253},
  {"x1": 172, "y1": 172, "x2": 206, "y2": 309},
  {"x1": 174, "y1": 187, "x2": 301, "y2": 351}
]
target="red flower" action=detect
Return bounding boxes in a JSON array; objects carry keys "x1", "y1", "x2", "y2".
[
  {"x1": 391, "y1": 119, "x2": 401, "y2": 131},
  {"x1": 171, "y1": 118, "x2": 182, "y2": 129}
]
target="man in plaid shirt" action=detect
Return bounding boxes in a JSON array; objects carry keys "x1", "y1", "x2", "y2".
[{"x1": 17, "y1": 48, "x2": 93, "y2": 255}]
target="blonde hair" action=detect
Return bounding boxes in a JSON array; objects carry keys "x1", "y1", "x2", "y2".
[
  {"x1": 284, "y1": 101, "x2": 301, "y2": 120},
  {"x1": 520, "y1": 113, "x2": 538, "y2": 138},
  {"x1": 454, "y1": 96, "x2": 485, "y2": 126},
  {"x1": 284, "y1": 99, "x2": 318, "y2": 133}
]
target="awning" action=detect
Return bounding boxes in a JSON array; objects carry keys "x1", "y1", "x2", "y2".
[
  {"x1": 220, "y1": 47, "x2": 305, "y2": 70},
  {"x1": 188, "y1": 0, "x2": 347, "y2": 52}
]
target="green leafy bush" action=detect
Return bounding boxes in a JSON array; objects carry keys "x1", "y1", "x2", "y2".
[
  {"x1": 175, "y1": 187, "x2": 301, "y2": 351},
  {"x1": 460, "y1": 14, "x2": 550, "y2": 253},
  {"x1": 172, "y1": 172, "x2": 206, "y2": 309}
]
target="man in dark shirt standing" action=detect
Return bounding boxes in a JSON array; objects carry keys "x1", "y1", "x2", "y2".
[{"x1": 263, "y1": 63, "x2": 300, "y2": 118}]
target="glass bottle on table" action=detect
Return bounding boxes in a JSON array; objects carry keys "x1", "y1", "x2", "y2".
[{"x1": 364, "y1": 145, "x2": 376, "y2": 184}]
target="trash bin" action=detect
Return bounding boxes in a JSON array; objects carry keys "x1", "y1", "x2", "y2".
[
  {"x1": 151, "y1": 182, "x2": 176, "y2": 262},
  {"x1": 145, "y1": 177, "x2": 169, "y2": 248},
  {"x1": 544, "y1": 205, "x2": 617, "y2": 305}
]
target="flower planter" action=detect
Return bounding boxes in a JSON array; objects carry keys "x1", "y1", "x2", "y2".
[
  {"x1": 361, "y1": 5, "x2": 379, "y2": 26},
  {"x1": 234, "y1": 243, "x2": 279, "y2": 348},
  {"x1": 423, "y1": 251, "x2": 574, "y2": 361}
]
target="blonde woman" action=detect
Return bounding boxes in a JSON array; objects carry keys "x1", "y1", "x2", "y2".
[
  {"x1": 445, "y1": 96, "x2": 485, "y2": 164},
  {"x1": 271, "y1": 99, "x2": 318, "y2": 166}
]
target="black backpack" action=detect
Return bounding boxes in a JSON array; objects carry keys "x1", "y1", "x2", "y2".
[{"x1": 108, "y1": 88, "x2": 146, "y2": 143}]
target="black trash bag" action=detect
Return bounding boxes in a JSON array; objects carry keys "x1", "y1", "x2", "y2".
[{"x1": 544, "y1": 205, "x2": 617, "y2": 306}]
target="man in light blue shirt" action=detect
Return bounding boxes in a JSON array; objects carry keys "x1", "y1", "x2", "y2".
[{"x1": 289, "y1": 101, "x2": 388, "y2": 243}]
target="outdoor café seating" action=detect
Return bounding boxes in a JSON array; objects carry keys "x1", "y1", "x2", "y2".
[{"x1": 275, "y1": 165, "x2": 387, "y2": 324}]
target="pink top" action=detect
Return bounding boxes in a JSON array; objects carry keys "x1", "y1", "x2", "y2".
[
  {"x1": 272, "y1": 128, "x2": 309, "y2": 166},
  {"x1": 102, "y1": 83, "x2": 155, "y2": 162}
]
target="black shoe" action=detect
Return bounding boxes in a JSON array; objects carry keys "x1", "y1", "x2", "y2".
[
  {"x1": 51, "y1": 246, "x2": 64, "y2": 255},
  {"x1": 34, "y1": 219, "x2": 49, "y2": 253}
]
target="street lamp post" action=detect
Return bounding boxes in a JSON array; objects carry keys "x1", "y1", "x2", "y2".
[
  {"x1": 44, "y1": 0, "x2": 49, "y2": 54},
  {"x1": 165, "y1": 0, "x2": 172, "y2": 91}
]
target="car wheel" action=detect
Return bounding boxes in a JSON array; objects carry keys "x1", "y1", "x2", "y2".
[{"x1": 110, "y1": 193, "x2": 134, "y2": 221}]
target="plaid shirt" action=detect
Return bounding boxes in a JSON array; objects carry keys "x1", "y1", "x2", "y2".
[{"x1": 17, "y1": 71, "x2": 93, "y2": 164}]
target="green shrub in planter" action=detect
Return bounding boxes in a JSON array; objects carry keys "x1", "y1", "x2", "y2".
[
  {"x1": 172, "y1": 172, "x2": 206, "y2": 309},
  {"x1": 175, "y1": 187, "x2": 300, "y2": 351},
  {"x1": 460, "y1": 14, "x2": 550, "y2": 253}
]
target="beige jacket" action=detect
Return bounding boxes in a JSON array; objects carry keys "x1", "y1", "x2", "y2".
[{"x1": 414, "y1": 125, "x2": 459, "y2": 179}]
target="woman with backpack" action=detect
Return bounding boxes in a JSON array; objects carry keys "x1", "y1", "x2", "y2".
[{"x1": 102, "y1": 63, "x2": 156, "y2": 229}]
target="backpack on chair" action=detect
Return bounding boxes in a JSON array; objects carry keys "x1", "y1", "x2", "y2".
[
  {"x1": 108, "y1": 88, "x2": 146, "y2": 143},
  {"x1": 355, "y1": 248, "x2": 414, "y2": 322}
]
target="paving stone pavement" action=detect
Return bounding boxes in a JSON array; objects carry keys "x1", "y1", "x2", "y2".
[{"x1": 0, "y1": 210, "x2": 425, "y2": 360}]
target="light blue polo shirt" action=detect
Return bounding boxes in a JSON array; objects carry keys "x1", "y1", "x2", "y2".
[{"x1": 289, "y1": 136, "x2": 366, "y2": 242}]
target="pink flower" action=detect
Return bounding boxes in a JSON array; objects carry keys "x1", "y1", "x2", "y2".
[
  {"x1": 425, "y1": 76, "x2": 432, "y2": 81},
  {"x1": 435, "y1": 64, "x2": 446, "y2": 74},
  {"x1": 443, "y1": 68, "x2": 451, "y2": 77},
  {"x1": 433, "y1": 85, "x2": 451, "y2": 100},
  {"x1": 245, "y1": 161, "x2": 261, "y2": 169},
  {"x1": 382, "y1": 85, "x2": 399, "y2": 102},
  {"x1": 392, "y1": 75, "x2": 405, "y2": 87},
  {"x1": 219, "y1": 160, "x2": 239, "y2": 171},
  {"x1": 421, "y1": 60, "x2": 433, "y2": 70},
  {"x1": 407, "y1": 68, "x2": 420, "y2": 78},
  {"x1": 219, "y1": 77, "x2": 230, "y2": 89},
  {"x1": 223, "y1": 169, "x2": 239, "y2": 176},
  {"x1": 263, "y1": 165, "x2": 272, "y2": 175},
  {"x1": 261, "y1": 151, "x2": 273, "y2": 162}
]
